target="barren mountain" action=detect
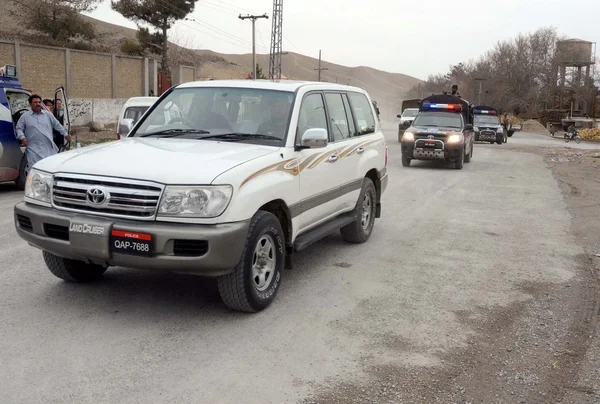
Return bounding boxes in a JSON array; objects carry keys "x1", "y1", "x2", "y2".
[{"x1": 0, "y1": 0, "x2": 421, "y2": 116}]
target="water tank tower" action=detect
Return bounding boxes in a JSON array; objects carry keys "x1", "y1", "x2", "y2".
[{"x1": 553, "y1": 38, "x2": 596, "y2": 114}]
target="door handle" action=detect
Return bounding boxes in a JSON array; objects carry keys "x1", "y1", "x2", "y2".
[
  {"x1": 357, "y1": 147, "x2": 365, "y2": 154},
  {"x1": 328, "y1": 155, "x2": 338, "y2": 163}
]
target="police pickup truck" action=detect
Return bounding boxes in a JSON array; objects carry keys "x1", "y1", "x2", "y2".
[
  {"x1": 473, "y1": 105, "x2": 506, "y2": 144},
  {"x1": 400, "y1": 94, "x2": 474, "y2": 169}
]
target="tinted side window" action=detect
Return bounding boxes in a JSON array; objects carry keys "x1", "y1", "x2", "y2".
[
  {"x1": 124, "y1": 107, "x2": 149, "y2": 124},
  {"x1": 325, "y1": 93, "x2": 350, "y2": 142},
  {"x1": 342, "y1": 94, "x2": 356, "y2": 137},
  {"x1": 348, "y1": 92, "x2": 376, "y2": 135},
  {"x1": 296, "y1": 93, "x2": 328, "y2": 143}
]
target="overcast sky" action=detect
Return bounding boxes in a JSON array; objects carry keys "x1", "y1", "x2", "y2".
[{"x1": 87, "y1": 0, "x2": 600, "y2": 81}]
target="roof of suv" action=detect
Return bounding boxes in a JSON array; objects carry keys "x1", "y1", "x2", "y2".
[{"x1": 176, "y1": 79, "x2": 366, "y2": 93}]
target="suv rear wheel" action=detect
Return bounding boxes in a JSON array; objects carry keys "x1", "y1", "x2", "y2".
[
  {"x1": 340, "y1": 178, "x2": 376, "y2": 243},
  {"x1": 218, "y1": 211, "x2": 284, "y2": 313}
]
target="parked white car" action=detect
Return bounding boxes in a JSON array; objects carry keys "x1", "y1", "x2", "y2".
[
  {"x1": 14, "y1": 80, "x2": 389, "y2": 312},
  {"x1": 116, "y1": 96, "x2": 183, "y2": 139}
]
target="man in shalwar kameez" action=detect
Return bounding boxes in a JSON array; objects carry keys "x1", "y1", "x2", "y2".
[{"x1": 15, "y1": 94, "x2": 71, "y2": 169}]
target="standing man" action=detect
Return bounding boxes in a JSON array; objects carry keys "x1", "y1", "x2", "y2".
[
  {"x1": 16, "y1": 94, "x2": 71, "y2": 168},
  {"x1": 450, "y1": 84, "x2": 461, "y2": 97}
]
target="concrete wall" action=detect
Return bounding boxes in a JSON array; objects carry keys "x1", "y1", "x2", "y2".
[
  {"x1": 0, "y1": 42, "x2": 15, "y2": 65},
  {"x1": 70, "y1": 51, "x2": 112, "y2": 98},
  {"x1": 181, "y1": 66, "x2": 196, "y2": 83},
  {"x1": 20, "y1": 45, "x2": 66, "y2": 98},
  {"x1": 69, "y1": 98, "x2": 127, "y2": 128},
  {"x1": 0, "y1": 40, "x2": 159, "y2": 101}
]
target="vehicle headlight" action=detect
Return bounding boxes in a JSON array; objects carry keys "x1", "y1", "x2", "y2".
[
  {"x1": 448, "y1": 134, "x2": 463, "y2": 143},
  {"x1": 497, "y1": 127, "x2": 504, "y2": 133},
  {"x1": 402, "y1": 132, "x2": 414, "y2": 141},
  {"x1": 158, "y1": 185, "x2": 233, "y2": 218},
  {"x1": 24, "y1": 169, "x2": 52, "y2": 204},
  {"x1": 474, "y1": 126, "x2": 479, "y2": 131}
]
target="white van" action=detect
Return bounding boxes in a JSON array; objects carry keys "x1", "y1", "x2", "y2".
[{"x1": 116, "y1": 97, "x2": 158, "y2": 139}]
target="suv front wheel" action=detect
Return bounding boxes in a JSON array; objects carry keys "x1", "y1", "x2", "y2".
[
  {"x1": 218, "y1": 211, "x2": 285, "y2": 313},
  {"x1": 43, "y1": 251, "x2": 108, "y2": 282}
]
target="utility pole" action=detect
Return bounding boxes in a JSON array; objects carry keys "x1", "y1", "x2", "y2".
[
  {"x1": 475, "y1": 78, "x2": 486, "y2": 105},
  {"x1": 314, "y1": 49, "x2": 328, "y2": 82},
  {"x1": 239, "y1": 13, "x2": 269, "y2": 80}
]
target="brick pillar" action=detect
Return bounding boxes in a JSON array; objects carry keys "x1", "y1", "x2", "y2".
[
  {"x1": 14, "y1": 41, "x2": 21, "y2": 78},
  {"x1": 144, "y1": 57, "x2": 149, "y2": 96},
  {"x1": 111, "y1": 54, "x2": 117, "y2": 98},
  {"x1": 65, "y1": 49, "x2": 71, "y2": 96}
]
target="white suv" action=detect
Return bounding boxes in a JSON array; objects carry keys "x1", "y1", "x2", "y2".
[{"x1": 14, "y1": 80, "x2": 388, "y2": 312}]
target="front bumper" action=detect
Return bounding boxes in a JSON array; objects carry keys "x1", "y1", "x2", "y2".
[
  {"x1": 401, "y1": 141, "x2": 463, "y2": 161},
  {"x1": 14, "y1": 202, "x2": 250, "y2": 276},
  {"x1": 475, "y1": 131, "x2": 502, "y2": 142}
]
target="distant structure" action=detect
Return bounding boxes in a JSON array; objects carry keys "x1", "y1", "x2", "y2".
[
  {"x1": 551, "y1": 38, "x2": 596, "y2": 115},
  {"x1": 268, "y1": 0, "x2": 283, "y2": 81}
]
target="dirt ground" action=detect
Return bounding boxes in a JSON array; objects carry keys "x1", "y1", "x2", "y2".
[{"x1": 302, "y1": 144, "x2": 600, "y2": 404}]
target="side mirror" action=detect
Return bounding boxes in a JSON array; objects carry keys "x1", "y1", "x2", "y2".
[
  {"x1": 118, "y1": 118, "x2": 134, "y2": 137},
  {"x1": 402, "y1": 121, "x2": 411, "y2": 128},
  {"x1": 300, "y1": 128, "x2": 328, "y2": 149},
  {"x1": 397, "y1": 114, "x2": 402, "y2": 118},
  {"x1": 464, "y1": 124, "x2": 474, "y2": 131}
]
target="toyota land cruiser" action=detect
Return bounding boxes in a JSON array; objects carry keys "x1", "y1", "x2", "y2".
[{"x1": 14, "y1": 80, "x2": 388, "y2": 313}]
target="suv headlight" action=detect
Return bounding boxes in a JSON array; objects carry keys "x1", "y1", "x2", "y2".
[
  {"x1": 448, "y1": 134, "x2": 463, "y2": 143},
  {"x1": 402, "y1": 132, "x2": 414, "y2": 141},
  {"x1": 24, "y1": 169, "x2": 52, "y2": 205},
  {"x1": 158, "y1": 185, "x2": 233, "y2": 218}
]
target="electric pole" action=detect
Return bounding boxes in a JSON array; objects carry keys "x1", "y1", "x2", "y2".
[
  {"x1": 314, "y1": 50, "x2": 328, "y2": 82},
  {"x1": 268, "y1": 0, "x2": 283, "y2": 81},
  {"x1": 475, "y1": 78, "x2": 486, "y2": 105},
  {"x1": 239, "y1": 13, "x2": 269, "y2": 80}
]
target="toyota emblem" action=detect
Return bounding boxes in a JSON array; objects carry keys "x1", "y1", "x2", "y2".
[
  {"x1": 427, "y1": 135, "x2": 435, "y2": 139},
  {"x1": 87, "y1": 188, "x2": 107, "y2": 205}
]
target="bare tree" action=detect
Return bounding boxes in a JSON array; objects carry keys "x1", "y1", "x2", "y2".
[{"x1": 11, "y1": 0, "x2": 101, "y2": 41}]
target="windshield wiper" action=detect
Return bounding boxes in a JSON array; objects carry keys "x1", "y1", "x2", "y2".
[
  {"x1": 138, "y1": 129, "x2": 211, "y2": 138},
  {"x1": 199, "y1": 133, "x2": 282, "y2": 141}
]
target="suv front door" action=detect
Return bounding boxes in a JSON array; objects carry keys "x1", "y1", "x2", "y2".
[{"x1": 295, "y1": 91, "x2": 344, "y2": 233}]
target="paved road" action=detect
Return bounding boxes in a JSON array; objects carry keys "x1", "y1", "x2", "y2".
[{"x1": 0, "y1": 126, "x2": 595, "y2": 403}]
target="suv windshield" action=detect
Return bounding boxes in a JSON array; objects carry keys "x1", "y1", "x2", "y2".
[
  {"x1": 412, "y1": 112, "x2": 462, "y2": 129},
  {"x1": 134, "y1": 87, "x2": 294, "y2": 145},
  {"x1": 474, "y1": 115, "x2": 500, "y2": 125},
  {"x1": 402, "y1": 109, "x2": 418, "y2": 118}
]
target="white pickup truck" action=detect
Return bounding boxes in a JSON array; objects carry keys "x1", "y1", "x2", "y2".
[{"x1": 14, "y1": 80, "x2": 388, "y2": 312}]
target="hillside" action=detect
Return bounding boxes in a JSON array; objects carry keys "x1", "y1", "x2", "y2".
[{"x1": 0, "y1": 0, "x2": 421, "y2": 117}]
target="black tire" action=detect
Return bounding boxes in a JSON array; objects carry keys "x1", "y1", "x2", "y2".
[
  {"x1": 454, "y1": 148, "x2": 464, "y2": 169},
  {"x1": 464, "y1": 143, "x2": 472, "y2": 163},
  {"x1": 218, "y1": 211, "x2": 285, "y2": 313},
  {"x1": 575, "y1": 136, "x2": 581, "y2": 144},
  {"x1": 43, "y1": 251, "x2": 107, "y2": 282},
  {"x1": 401, "y1": 154, "x2": 411, "y2": 167},
  {"x1": 15, "y1": 156, "x2": 27, "y2": 190},
  {"x1": 340, "y1": 178, "x2": 377, "y2": 244}
]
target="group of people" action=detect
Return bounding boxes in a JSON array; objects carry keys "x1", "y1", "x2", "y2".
[{"x1": 16, "y1": 94, "x2": 71, "y2": 169}]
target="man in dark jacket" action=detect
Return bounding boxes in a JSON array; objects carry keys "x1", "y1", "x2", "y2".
[{"x1": 43, "y1": 99, "x2": 66, "y2": 148}]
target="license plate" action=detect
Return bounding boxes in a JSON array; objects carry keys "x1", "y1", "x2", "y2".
[
  {"x1": 110, "y1": 229, "x2": 153, "y2": 257},
  {"x1": 424, "y1": 140, "x2": 435, "y2": 147}
]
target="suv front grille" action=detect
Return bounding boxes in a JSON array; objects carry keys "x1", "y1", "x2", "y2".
[{"x1": 52, "y1": 174, "x2": 163, "y2": 219}]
